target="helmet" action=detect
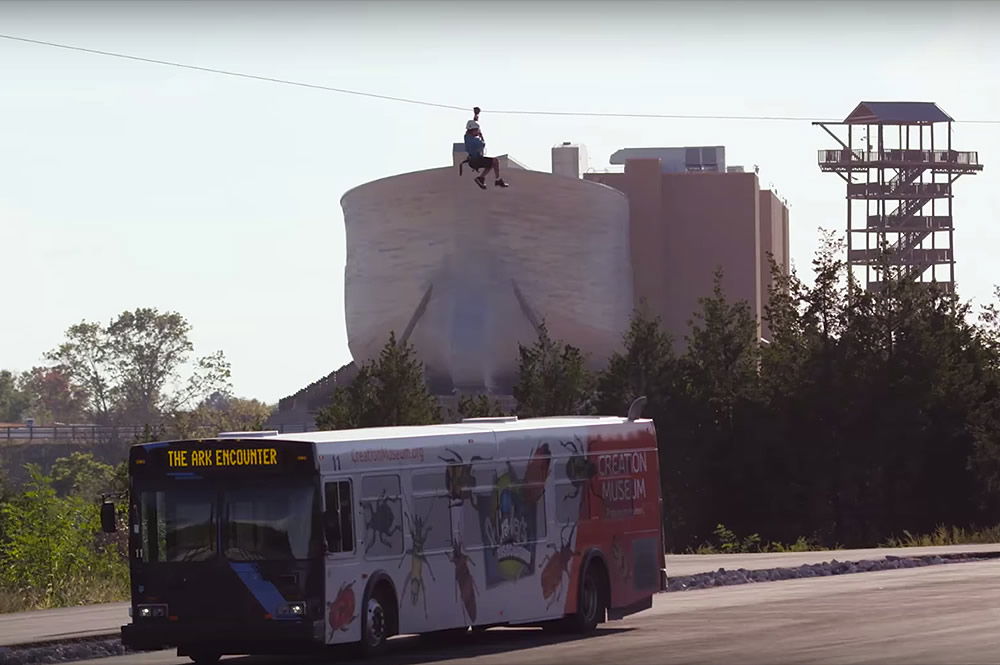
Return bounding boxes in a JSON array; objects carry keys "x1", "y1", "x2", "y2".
[{"x1": 466, "y1": 120, "x2": 480, "y2": 131}]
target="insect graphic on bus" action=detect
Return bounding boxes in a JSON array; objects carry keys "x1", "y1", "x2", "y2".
[
  {"x1": 447, "y1": 539, "x2": 478, "y2": 623},
  {"x1": 611, "y1": 533, "x2": 632, "y2": 583},
  {"x1": 399, "y1": 510, "x2": 436, "y2": 616},
  {"x1": 561, "y1": 437, "x2": 598, "y2": 501},
  {"x1": 520, "y1": 442, "x2": 552, "y2": 504},
  {"x1": 328, "y1": 580, "x2": 357, "y2": 632},
  {"x1": 363, "y1": 489, "x2": 401, "y2": 554},
  {"x1": 540, "y1": 522, "x2": 580, "y2": 609},
  {"x1": 439, "y1": 448, "x2": 489, "y2": 507}
]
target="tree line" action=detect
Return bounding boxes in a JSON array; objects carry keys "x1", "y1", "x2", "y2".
[
  {"x1": 317, "y1": 233, "x2": 1000, "y2": 552},
  {"x1": 0, "y1": 307, "x2": 273, "y2": 438}
]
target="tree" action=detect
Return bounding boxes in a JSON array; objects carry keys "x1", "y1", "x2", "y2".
[
  {"x1": 50, "y1": 452, "x2": 117, "y2": 500},
  {"x1": 0, "y1": 467, "x2": 11, "y2": 503},
  {"x1": 969, "y1": 286, "x2": 1000, "y2": 507},
  {"x1": 170, "y1": 393, "x2": 275, "y2": 439},
  {"x1": 17, "y1": 366, "x2": 89, "y2": 424},
  {"x1": 457, "y1": 394, "x2": 509, "y2": 419},
  {"x1": 594, "y1": 303, "x2": 676, "y2": 417},
  {"x1": 512, "y1": 323, "x2": 594, "y2": 417},
  {"x1": 0, "y1": 370, "x2": 28, "y2": 422},
  {"x1": 664, "y1": 268, "x2": 763, "y2": 547},
  {"x1": 45, "y1": 308, "x2": 232, "y2": 425},
  {"x1": 45, "y1": 322, "x2": 113, "y2": 423},
  {"x1": 315, "y1": 331, "x2": 440, "y2": 430}
]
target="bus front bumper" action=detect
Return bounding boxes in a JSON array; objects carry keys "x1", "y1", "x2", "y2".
[{"x1": 121, "y1": 620, "x2": 324, "y2": 653}]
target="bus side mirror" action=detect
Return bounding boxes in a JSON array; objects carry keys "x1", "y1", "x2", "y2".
[{"x1": 101, "y1": 501, "x2": 117, "y2": 533}]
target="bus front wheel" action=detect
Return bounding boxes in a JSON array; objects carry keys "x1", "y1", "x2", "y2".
[
  {"x1": 360, "y1": 584, "x2": 395, "y2": 656},
  {"x1": 187, "y1": 652, "x2": 221, "y2": 665},
  {"x1": 566, "y1": 562, "x2": 607, "y2": 634}
]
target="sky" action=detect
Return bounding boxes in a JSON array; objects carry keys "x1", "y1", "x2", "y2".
[{"x1": 2, "y1": 0, "x2": 1000, "y2": 405}]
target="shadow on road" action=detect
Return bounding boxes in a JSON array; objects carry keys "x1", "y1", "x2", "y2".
[{"x1": 213, "y1": 626, "x2": 632, "y2": 665}]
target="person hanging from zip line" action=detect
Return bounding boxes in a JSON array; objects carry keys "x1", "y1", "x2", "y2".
[{"x1": 464, "y1": 106, "x2": 509, "y2": 189}]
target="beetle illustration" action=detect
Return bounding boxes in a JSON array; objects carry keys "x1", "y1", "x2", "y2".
[
  {"x1": 540, "y1": 522, "x2": 580, "y2": 609},
  {"x1": 561, "y1": 437, "x2": 599, "y2": 502},
  {"x1": 447, "y1": 539, "x2": 478, "y2": 623},
  {"x1": 327, "y1": 580, "x2": 357, "y2": 632},
  {"x1": 398, "y1": 510, "x2": 436, "y2": 616},
  {"x1": 521, "y1": 442, "x2": 552, "y2": 504},
  {"x1": 439, "y1": 447, "x2": 489, "y2": 507},
  {"x1": 363, "y1": 489, "x2": 401, "y2": 554}
]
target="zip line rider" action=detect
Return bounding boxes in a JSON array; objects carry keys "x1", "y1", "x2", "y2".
[{"x1": 464, "y1": 106, "x2": 509, "y2": 189}]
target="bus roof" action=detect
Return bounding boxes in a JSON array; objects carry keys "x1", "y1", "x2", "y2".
[{"x1": 223, "y1": 415, "x2": 648, "y2": 446}]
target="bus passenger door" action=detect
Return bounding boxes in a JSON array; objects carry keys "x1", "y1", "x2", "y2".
[{"x1": 323, "y1": 478, "x2": 363, "y2": 645}]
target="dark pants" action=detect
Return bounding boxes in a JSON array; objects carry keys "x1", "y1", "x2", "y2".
[{"x1": 468, "y1": 155, "x2": 494, "y2": 171}]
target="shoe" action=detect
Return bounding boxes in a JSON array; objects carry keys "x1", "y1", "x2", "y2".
[
  {"x1": 474, "y1": 176, "x2": 487, "y2": 190},
  {"x1": 495, "y1": 179, "x2": 510, "y2": 188}
]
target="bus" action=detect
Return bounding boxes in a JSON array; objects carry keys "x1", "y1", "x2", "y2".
[{"x1": 103, "y1": 402, "x2": 666, "y2": 664}]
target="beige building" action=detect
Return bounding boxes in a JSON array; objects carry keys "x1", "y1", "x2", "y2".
[{"x1": 584, "y1": 147, "x2": 789, "y2": 344}]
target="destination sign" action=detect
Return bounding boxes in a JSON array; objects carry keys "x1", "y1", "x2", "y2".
[
  {"x1": 166, "y1": 447, "x2": 280, "y2": 469},
  {"x1": 131, "y1": 439, "x2": 315, "y2": 478}
]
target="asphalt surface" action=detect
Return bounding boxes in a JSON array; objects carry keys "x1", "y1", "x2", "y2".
[
  {"x1": 0, "y1": 602, "x2": 129, "y2": 647},
  {"x1": 61, "y1": 558, "x2": 1000, "y2": 665},
  {"x1": 4, "y1": 543, "x2": 999, "y2": 648}
]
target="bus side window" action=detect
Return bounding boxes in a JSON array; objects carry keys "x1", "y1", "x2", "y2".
[
  {"x1": 324, "y1": 480, "x2": 355, "y2": 554},
  {"x1": 360, "y1": 475, "x2": 403, "y2": 557}
]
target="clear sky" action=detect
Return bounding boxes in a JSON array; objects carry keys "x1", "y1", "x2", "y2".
[{"x1": 2, "y1": 0, "x2": 999, "y2": 405}]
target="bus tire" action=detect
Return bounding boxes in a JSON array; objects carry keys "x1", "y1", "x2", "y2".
[
  {"x1": 360, "y1": 583, "x2": 395, "y2": 656},
  {"x1": 566, "y1": 560, "x2": 607, "y2": 634},
  {"x1": 187, "y1": 652, "x2": 221, "y2": 665}
]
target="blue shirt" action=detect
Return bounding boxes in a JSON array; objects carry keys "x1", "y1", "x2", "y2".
[{"x1": 464, "y1": 133, "x2": 485, "y2": 157}]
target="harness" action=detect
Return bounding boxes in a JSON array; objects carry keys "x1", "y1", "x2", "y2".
[{"x1": 459, "y1": 155, "x2": 484, "y2": 176}]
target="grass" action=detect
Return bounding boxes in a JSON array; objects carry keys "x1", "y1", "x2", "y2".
[
  {"x1": 879, "y1": 524, "x2": 1000, "y2": 548},
  {"x1": 0, "y1": 590, "x2": 25, "y2": 613},
  {"x1": 0, "y1": 570, "x2": 129, "y2": 614},
  {"x1": 685, "y1": 522, "x2": 1000, "y2": 555},
  {"x1": 685, "y1": 524, "x2": 836, "y2": 554}
]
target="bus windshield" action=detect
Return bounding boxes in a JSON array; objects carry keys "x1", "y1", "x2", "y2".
[
  {"x1": 223, "y1": 486, "x2": 317, "y2": 561},
  {"x1": 140, "y1": 485, "x2": 319, "y2": 563},
  {"x1": 141, "y1": 489, "x2": 217, "y2": 563}
]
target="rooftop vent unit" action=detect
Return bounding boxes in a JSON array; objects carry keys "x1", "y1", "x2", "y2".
[{"x1": 609, "y1": 146, "x2": 726, "y2": 173}]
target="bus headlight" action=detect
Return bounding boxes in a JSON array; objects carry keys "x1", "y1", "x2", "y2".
[
  {"x1": 277, "y1": 602, "x2": 307, "y2": 617},
  {"x1": 136, "y1": 604, "x2": 168, "y2": 619}
]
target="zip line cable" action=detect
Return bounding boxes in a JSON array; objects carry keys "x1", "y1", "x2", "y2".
[
  {"x1": 0, "y1": 33, "x2": 465, "y2": 112},
  {"x1": 3, "y1": 32, "x2": 1000, "y2": 125}
]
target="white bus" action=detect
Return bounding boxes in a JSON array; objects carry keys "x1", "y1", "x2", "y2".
[{"x1": 107, "y1": 406, "x2": 666, "y2": 663}]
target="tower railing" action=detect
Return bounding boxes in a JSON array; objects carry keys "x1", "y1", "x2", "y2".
[{"x1": 818, "y1": 149, "x2": 980, "y2": 167}]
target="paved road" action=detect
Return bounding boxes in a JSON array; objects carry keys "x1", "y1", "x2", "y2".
[
  {"x1": 0, "y1": 602, "x2": 129, "y2": 647},
  {"x1": 65, "y1": 559, "x2": 1000, "y2": 665},
  {"x1": 3, "y1": 544, "x2": 997, "y2": 649}
]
